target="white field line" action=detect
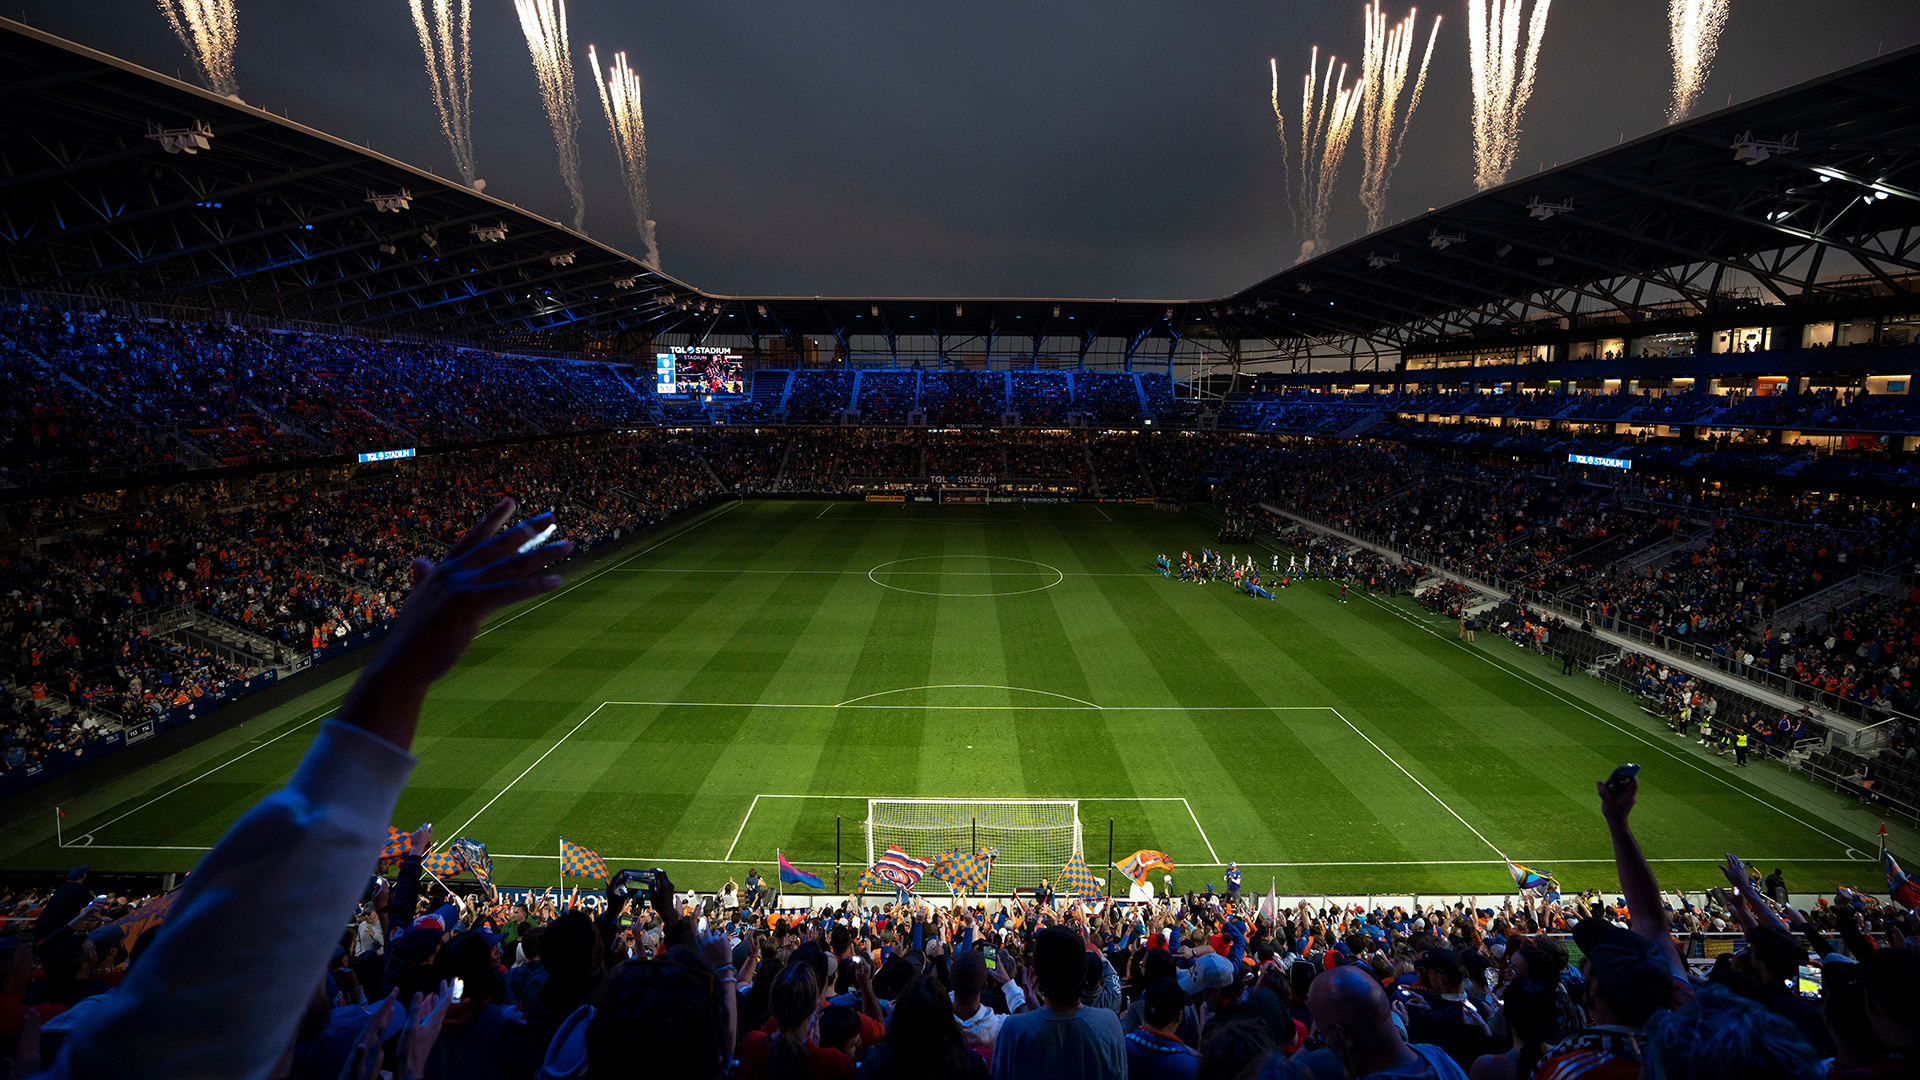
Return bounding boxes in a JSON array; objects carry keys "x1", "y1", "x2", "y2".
[
  {"x1": 723, "y1": 794, "x2": 763, "y2": 861},
  {"x1": 816, "y1": 503, "x2": 834, "y2": 520},
  {"x1": 597, "y1": 701, "x2": 1337, "y2": 711},
  {"x1": 435, "y1": 702, "x2": 610, "y2": 850},
  {"x1": 1327, "y1": 706, "x2": 1509, "y2": 861},
  {"x1": 1182, "y1": 797, "x2": 1221, "y2": 863},
  {"x1": 1356, "y1": 590, "x2": 1862, "y2": 855}
]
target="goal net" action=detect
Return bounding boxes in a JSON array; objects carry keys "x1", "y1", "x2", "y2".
[{"x1": 866, "y1": 798, "x2": 1081, "y2": 893}]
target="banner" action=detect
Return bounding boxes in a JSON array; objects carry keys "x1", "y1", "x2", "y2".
[{"x1": 865, "y1": 494, "x2": 905, "y2": 503}]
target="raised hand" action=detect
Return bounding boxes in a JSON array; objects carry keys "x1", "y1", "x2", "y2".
[{"x1": 400, "y1": 981, "x2": 453, "y2": 1080}]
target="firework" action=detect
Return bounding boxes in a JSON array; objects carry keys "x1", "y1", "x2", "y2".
[
  {"x1": 156, "y1": 0, "x2": 239, "y2": 98},
  {"x1": 1290, "y1": 46, "x2": 1365, "y2": 261},
  {"x1": 588, "y1": 45, "x2": 659, "y2": 268},
  {"x1": 1467, "y1": 0, "x2": 1552, "y2": 190},
  {"x1": 1358, "y1": 4, "x2": 1441, "y2": 232},
  {"x1": 515, "y1": 0, "x2": 586, "y2": 230},
  {"x1": 1667, "y1": 0, "x2": 1730, "y2": 124},
  {"x1": 408, "y1": 0, "x2": 477, "y2": 187}
]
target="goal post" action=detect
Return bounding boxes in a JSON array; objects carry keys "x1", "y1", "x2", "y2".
[{"x1": 866, "y1": 798, "x2": 1081, "y2": 894}]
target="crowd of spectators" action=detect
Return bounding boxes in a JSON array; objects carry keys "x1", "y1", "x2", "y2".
[
  {"x1": 1087, "y1": 437, "x2": 1150, "y2": 499},
  {"x1": 1008, "y1": 373, "x2": 1071, "y2": 425},
  {"x1": 785, "y1": 372, "x2": 854, "y2": 424},
  {"x1": 920, "y1": 372, "x2": 1005, "y2": 426},
  {"x1": 1072, "y1": 373, "x2": 1142, "y2": 423},
  {"x1": 856, "y1": 372, "x2": 920, "y2": 424}
]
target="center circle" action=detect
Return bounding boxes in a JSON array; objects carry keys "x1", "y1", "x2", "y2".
[{"x1": 867, "y1": 555, "x2": 1066, "y2": 597}]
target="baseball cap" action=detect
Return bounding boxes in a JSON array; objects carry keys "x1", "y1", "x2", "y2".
[
  {"x1": 1416, "y1": 947, "x2": 1463, "y2": 980},
  {"x1": 1142, "y1": 977, "x2": 1188, "y2": 1027},
  {"x1": 1179, "y1": 953, "x2": 1235, "y2": 994},
  {"x1": 1571, "y1": 919, "x2": 1672, "y2": 1017},
  {"x1": 67, "y1": 865, "x2": 89, "y2": 881},
  {"x1": 412, "y1": 914, "x2": 446, "y2": 932}
]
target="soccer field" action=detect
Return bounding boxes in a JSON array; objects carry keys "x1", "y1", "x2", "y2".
[{"x1": 6, "y1": 500, "x2": 1905, "y2": 896}]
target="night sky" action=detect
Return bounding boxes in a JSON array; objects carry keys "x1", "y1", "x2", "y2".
[{"x1": 18, "y1": 1, "x2": 1920, "y2": 299}]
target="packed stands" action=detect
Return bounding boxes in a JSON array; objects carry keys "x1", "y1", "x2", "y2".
[
  {"x1": 784, "y1": 371, "x2": 853, "y2": 424},
  {"x1": 919, "y1": 370, "x2": 1005, "y2": 425},
  {"x1": 1008, "y1": 372, "x2": 1071, "y2": 424},
  {"x1": 854, "y1": 370, "x2": 919, "y2": 424}
]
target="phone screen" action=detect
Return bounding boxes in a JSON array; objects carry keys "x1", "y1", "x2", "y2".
[
  {"x1": 1795, "y1": 966, "x2": 1821, "y2": 999},
  {"x1": 451, "y1": 977, "x2": 466, "y2": 1002}
]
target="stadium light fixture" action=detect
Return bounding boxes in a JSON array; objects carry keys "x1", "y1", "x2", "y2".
[
  {"x1": 470, "y1": 222, "x2": 509, "y2": 242},
  {"x1": 1428, "y1": 230, "x2": 1465, "y2": 249},
  {"x1": 1526, "y1": 197, "x2": 1574, "y2": 220},
  {"x1": 613, "y1": 277, "x2": 636, "y2": 289},
  {"x1": 1536, "y1": 255, "x2": 1555, "y2": 266},
  {"x1": 377, "y1": 243, "x2": 396, "y2": 254},
  {"x1": 1730, "y1": 130, "x2": 1798, "y2": 164},
  {"x1": 420, "y1": 230, "x2": 438, "y2": 249},
  {"x1": 1296, "y1": 282, "x2": 1313, "y2": 293},
  {"x1": 549, "y1": 252, "x2": 575, "y2": 267},
  {"x1": 1366, "y1": 252, "x2": 1399, "y2": 269},
  {"x1": 365, "y1": 189, "x2": 413, "y2": 213},
  {"x1": 757, "y1": 304, "x2": 768, "y2": 317},
  {"x1": 146, "y1": 120, "x2": 213, "y2": 154},
  {"x1": 955, "y1": 304, "x2": 963, "y2": 316},
  {"x1": 871, "y1": 305, "x2": 880, "y2": 316}
]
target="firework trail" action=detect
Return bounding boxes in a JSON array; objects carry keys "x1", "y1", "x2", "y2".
[
  {"x1": 1291, "y1": 46, "x2": 1365, "y2": 261},
  {"x1": 408, "y1": 0, "x2": 477, "y2": 187},
  {"x1": 1667, "y1": 0, "x2": 1729, "y2": 124},
  {"x1": 1467, "y1": 0, "x2": 1552, "y2": 190},
  {"x1": 515, "y1": 0, "x2": 586, "y2": 230},
  {"x1": 1270, "y1": 59, "x2": 1296, "y2": 239},
  {"x1": 1358, "y1": 4, "x2": 1441, "y2": 233},
  {"x1": 156, "y1": 0, "x2": 239, "y2": 98},
  {"x1": 588, "y1": 45, "x2": 659, "y2": 268}
]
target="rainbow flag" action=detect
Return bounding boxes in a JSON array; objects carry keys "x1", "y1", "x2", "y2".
[
  {"x1": 1059, "y1": 851, "x2": 1104, "y2": 900},
  {"x1": 1114, "y1": 849, "x2": 1175, "y2": 884},
  {"x1": 1507, "y1": 860, "x2": 1552, "y2": 892},
  {"x1": 778, "y1": 852, "x2": 824, "y2": 890},
  {"x1": 560, "y1": 839, "x2": 608, "y2": 882}
]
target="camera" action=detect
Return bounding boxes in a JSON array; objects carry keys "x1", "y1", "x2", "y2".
[{"x1": 609, "y1": 867, "x2": 665, "y2": 905}]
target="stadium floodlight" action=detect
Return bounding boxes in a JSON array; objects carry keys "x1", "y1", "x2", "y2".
[
  {"x1": 1366, "y1": 252, "x2": 1400, "y2": 269},
  {"x1": 1730, "y1": 130, "x2": 1798, "y2": 165},
  {"x1": 1428, "y1": 230, "x2": 1466, "y2": 249},
  {"x1": 757, "y1": 304, "x2": 768, "y2": 316},
  {"x1": 612, "y1": 276, "x2": 636, "y2": 289},
  {"x1": 1526, "y1": 197, "x2": 1575, "y2": 220},
  {"x1": 365, "y1": 189, "x2": 413, "y2": 213},
  {"x1": 146, "y1": 119, "x2": 214, "y2": 154},
  {"x1": 470, "y1": 222, "x2": 509, "y2": 242},
  {"x1": 1536, "y1": 255, "x2": 1555, "y2": 266},
  {"x1": 420, "y1": 230, "x2": 438, "y2": 249},
  {"x1": 866, "y1": 798, "x2": 1081, "y2": 893},
  {"x1": 550, "y1": 252, "x2": 575, "y2": 267},
  {"x1": 377, "y1": 243, "x2": 396, "y2": 254},
  {"x1": 871, "y1": 304, "x2": 880, "y2": 317},
  {"x1": 1296, "y1": 282, "x2": 1313, "y2": 293},
  {"x1": 1051, "y1": 305, "x2": 1060, "y2": 317},
  {"x1": 955, "y1": 304, "x2": 963, "y2": 316}
]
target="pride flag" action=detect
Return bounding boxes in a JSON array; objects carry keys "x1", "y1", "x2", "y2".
[
  {"x1": 1507, "y1": 860, "x2": 1552, "y2": 891},
  {"x1": 778, "y1": 852, "x2": 824, "y2": 890}
]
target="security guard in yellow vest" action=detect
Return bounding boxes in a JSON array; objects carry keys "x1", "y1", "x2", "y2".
[{"x1": 1735, "y1": 730, "x2": 1749, "y2": 766}]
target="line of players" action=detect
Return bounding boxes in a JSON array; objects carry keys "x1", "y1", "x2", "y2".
[{"x1": 1155, "y1": 548, "x2": 1371, "y2": 600}]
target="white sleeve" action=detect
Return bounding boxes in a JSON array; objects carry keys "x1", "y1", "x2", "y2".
[
  {"x1": 1002, "y1": 980, "x2": 1026, "y2": 1014},
  {"x1": 56, "y1": 720, "x2": 416, "y2": 1080}
]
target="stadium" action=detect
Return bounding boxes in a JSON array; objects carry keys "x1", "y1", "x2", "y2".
[{"x1": 2, "y1": 4, "x2": 1919, "y2": 1078}]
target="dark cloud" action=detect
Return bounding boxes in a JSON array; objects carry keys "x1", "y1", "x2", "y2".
[{"x1": 22, "y1": 0, "x2": 1920, "y2": 298}]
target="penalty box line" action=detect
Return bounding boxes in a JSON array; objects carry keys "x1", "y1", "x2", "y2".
[{"x1": 720, "y1": 793, "x2": 1217, "y2": 864}]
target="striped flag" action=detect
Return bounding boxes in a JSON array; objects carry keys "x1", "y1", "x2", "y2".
[
  {"x1": 862, "y1": 845, "x2": 930, "y2": 892},
  {"x1": 933, "y1": 848, "x2": 998, "y2": 894},
  {"x1": 1114, "y1": 850, "x2": 1175, "y2": 884},
  {"x1": 1507, "y1": 860, "x2": 1552, "y2": 892},
  {"x1": 778, "y1": 852, "x2": 824, "y2": 890},
  {"x1": 1058, "y1": 851, "x2": 1103, "y2": 900},
  {"x1": 560, "y1": 839, "x2": 609, "y2": 882}
]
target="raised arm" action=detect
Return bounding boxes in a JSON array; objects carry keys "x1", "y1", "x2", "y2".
[
  {"x1": 1595, "y1": 776, "x2": 1686, "y2": 979},
  {"x1": 56, "y1": 500, "x2": 571, "y2": 1080}
]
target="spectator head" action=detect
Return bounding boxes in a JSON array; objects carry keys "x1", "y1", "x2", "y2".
[
  {"x1": 818, "y1": 1003, "x2": 861, "y2": 1058},
  {"x1": 878, "y1": 976, "x2": 965, "y2": 1064},
  {"x1": 1309, "y1": 965, "x2": 1408, "y2": 1075},
  {"x1": 434, "y1": 931, "x2": 505, "y2": 1005},
  {"x1": 1032, "y1": 925, "x2": 1088, "y2": 1008},
  {"x1": 1858, "y1": 946, "x2": 1920, "y2": 1052},
  {"x1": 1643, "y1": 984, "x2": 1820, "y2": 1080},
  {"x1": 1502, "y1": 977, "x2": 1559, "y2": 1078},
  {"x1": 1142, "y1": 977, "x2": 1187, "y2": 1033},
  {"x1": 829, "y1": 924, "x2": 852, "y2": 958},
  {"x1": 1289, "y1": 959, "x2": 1318, "y2": 1004},
  {"x1": 1743, "y1": 927, "x2": 1805, "y2": 989},
  {"x1": 949, "y1": 948, "x2": 987, "y2": 999},
  {"x1": 1197, "y1": 1017, "x2": 1273, "y2": 1080},
  {"x1": 542, "y1": 909, "x2": 602, "y2": 982},
  {"x1": 1140, "y1": 948, "x2": 1176, "y2": 984},
  {"x1": 767, "y1": 962, "x2": 822, "y2": 1077},
  {"x1": 66, "y1": 865, "x2": 88, "y2": 883},
  {"x1": 1415, "y1": 947, "x2": 1463, "y2": 993},
  {"x1": 1180, "y1": 953, "x2": 1236, "y2": 1006},
  {"x1": 582, "y1": 960, "x2": 725, "y2": 1080},
  {"x1": 1571, "y1": 919, "x2": 1673, "y2": 1029}
]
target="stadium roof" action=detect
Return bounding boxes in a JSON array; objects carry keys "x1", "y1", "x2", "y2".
[{"x1": 3, "y1": 16, "x2": 1919, "y2": 357}]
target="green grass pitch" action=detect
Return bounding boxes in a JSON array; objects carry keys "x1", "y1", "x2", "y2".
[{"x1": 6, "y1": 500, "x2": 1909, "y2": 897}]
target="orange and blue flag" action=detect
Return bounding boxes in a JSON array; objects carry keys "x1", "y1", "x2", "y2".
[
  {"x1": 933, "y1": 848, "x2": 998, "y2": 894},
  {"x1": 560, "y1": 839, "x2": 609, "y2": 882},
  {"x1": 421, "y1": 848, "x2": 466, "y2": 877},
  {"x1": 778, "y1": 852, "x2": 824, "y2": 890},
  {"x1": 1059, "y1": 851, "x2": 1104, "y2": 900},
  {"x1": 862, "y1": 845, "x2": 930, "y2": 892},
  {"x1": 380, "y1": 826, "x2": 410, "y2": 866},
  {"x1": 1508, "y1": 860, "x2": 1552, "y2": 892},
  {"x1": 1114, "y1": 850, "x2": 1174, "y2": 884}
]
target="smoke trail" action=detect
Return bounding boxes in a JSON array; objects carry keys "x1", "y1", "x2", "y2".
[
  {"x1": 515, "y1": 0, "x2": 586, "y2": 231},
  {"x1": 1667, "y1": 0, "x2": 1729, "y2": 124},
  {"x1": 1467, "y1": 0, "x2": 1552, "y2": 190},
  {"x1": 1358, "y1": 5, "x2": 1440, "y2": 233},
  {"x1": 1289, "y1": 47, "x2": 1364, "y2": 261},
  {"x1": 588, "y1": 45, "x2": 660, "y2": 268},
  {"x1": 408, "y1": 0, "x2": 477, "y2": 187},
  {"x1": 156, "y1": 0, "x2": 239, "y2": 98}
]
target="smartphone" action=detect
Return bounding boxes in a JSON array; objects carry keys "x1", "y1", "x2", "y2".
[
  {"x1": 1795, "y1": 965, "x2": 1821, "y2": 999},
  {"x1": 1605, "y1": 763, "x2": 1641, "y2": 793},
  {"x1": 451, "y1": 977, "x2": 466, "y2": 1002}
]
